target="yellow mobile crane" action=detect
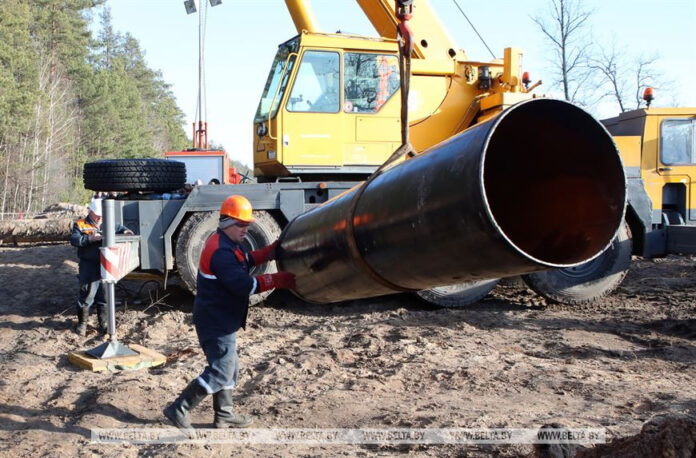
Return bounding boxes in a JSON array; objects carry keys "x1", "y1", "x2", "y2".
[
  {"x1": 257, "y1": 2, "x2": 696, "y2": 305},
  {"x1": 253, "y1": 0, "x2": 532, "y2": 180}
]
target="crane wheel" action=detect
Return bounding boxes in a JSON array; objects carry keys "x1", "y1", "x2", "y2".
[
  {"x1": 415, "y1": 279, "x2": 500, "y2": 308},
  {"x1": 521, "y1": 222, "x2": 632, "y2": 305},
  {"x1": 175, "y1": 210, "x2": 281, "y2": 305}
]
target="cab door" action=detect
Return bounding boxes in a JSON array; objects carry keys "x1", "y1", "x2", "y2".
[
  {"x1": 657, "y1": 117, "x2": 696, "y2": 223},
  {"x1": 281, "y1": 50, "x2": 343, "y2": 170},
  {"x1": 342, "y1": 52, "x2": 401, "y2": 167}
]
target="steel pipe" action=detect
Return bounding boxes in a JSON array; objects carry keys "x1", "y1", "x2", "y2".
[{"x1": 277, "y1": 99, "x2": 627, "y2": 304}]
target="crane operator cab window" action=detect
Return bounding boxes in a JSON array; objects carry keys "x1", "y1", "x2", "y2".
[
  {"x1": 287, "y1": 51, "x2": 340, "y2": 113},
  {"x1": 344, "y1": 53, "x2": 399, "y2": 113},
  {"x1": 255, "y1": 37, "x2": 299, "y2": 123},
  {"x1": 661, "y1": 119, "x2": 696, "y2": 165}
]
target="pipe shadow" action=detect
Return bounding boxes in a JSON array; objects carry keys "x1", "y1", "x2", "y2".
[
  {"x1": 263, "y1": 289, "x2": 472, "y2": 316},
  {"x1": 261, "y1": 288, "x2": 696, "y2": 364},
  {"x1": 520, "y1": 335, "x2": 696, "y2": 364}
]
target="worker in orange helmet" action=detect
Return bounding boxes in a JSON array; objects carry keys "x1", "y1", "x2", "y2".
[{"x1": 164, "y1": 195, "x2": 295, "y2": 432}]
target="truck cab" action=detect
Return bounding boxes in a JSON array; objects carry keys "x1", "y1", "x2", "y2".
[
  {"x1": 605, "y1": 108, "x2": 696, "y2": 226},
  {"x1": 164, "y1": 150, "x2": 244, "y2": 185},
  {"x1": 604, "y1": 108, "x2": 696, "y2": 256}
]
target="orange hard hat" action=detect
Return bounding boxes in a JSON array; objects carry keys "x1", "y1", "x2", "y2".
[{"x1": 220, "y1": 195, "x2": 255, "y2": 223}]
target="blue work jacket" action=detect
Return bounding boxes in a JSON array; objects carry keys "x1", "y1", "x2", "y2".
[{"x1": 193, "y1": 228, "x2": 258, "y2": 336}]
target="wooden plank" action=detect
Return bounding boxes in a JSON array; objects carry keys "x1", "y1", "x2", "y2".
[{"x1": 68, "y1": 344, "x2": 166, "y2": 372}]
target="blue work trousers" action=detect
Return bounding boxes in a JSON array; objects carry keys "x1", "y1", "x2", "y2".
[
  {"x1": 77, "y1": 279, "x2": 106, "y2": 315},
  {"x1": 194, "y1": 329, "x2": 240, "y2": 394}
]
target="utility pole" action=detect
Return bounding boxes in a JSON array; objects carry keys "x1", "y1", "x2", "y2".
[{"x1": 184, "y1": 0, "x2": 223, "y2": 149}]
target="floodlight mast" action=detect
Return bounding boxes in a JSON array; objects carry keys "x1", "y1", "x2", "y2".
[
  {"x1": 183, "y1": 0, "x2": 197, "y2": 15},
  {"x1": 184, "y1": 0, "x2": 222, "y2": 149}
]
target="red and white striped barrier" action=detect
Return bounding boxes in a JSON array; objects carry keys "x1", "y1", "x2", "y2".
[{"x1": 100, "y1": 244, "x2": 133, "y2": 282}]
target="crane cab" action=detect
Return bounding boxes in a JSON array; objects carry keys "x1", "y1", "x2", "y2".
[{"x1": 252, "y1": 34, "x2": 404, "y2": 181}]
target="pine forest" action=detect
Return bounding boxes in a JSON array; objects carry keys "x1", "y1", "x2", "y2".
[{"x1": 0, "y1": 1, "x2": 192, "y2": 217}]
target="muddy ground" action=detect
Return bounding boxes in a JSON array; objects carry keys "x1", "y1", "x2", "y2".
[{"x1": 0, "y1": 242, "x2": 694, "y2": 457}]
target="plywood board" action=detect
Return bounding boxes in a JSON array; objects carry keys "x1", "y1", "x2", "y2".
[{"x1": 68, "y1": 344, "x2": 166, "y2": 372}]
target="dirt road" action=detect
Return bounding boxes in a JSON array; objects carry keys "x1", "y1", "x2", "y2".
[{"x1": 0, "y1": 243, "x2": 694, "y2": 456}]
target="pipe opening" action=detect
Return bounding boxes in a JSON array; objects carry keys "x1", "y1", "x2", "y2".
[{"x1": 483, "y1": 100, "x2": 626, "y2": 266}]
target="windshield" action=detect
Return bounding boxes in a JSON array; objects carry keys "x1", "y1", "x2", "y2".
[{"x1": 254, "y1": 37, "x2": 299, "y2": 123}]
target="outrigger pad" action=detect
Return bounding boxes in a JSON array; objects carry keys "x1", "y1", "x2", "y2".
[
  {"x1": 68, "y1": 344, "x2": 166, "y2": 372},
  {"x1": 86, "y1": 340, "x2": 139, "y2": 359}
]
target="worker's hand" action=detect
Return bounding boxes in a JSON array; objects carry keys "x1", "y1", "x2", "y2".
[
  {"x1": 122, "y1": 229, "x2": 134, "y2": 235},
  {"x1": 255, "y1": 271, "x2": 296, "y2": 292},
  {"x1": 249, "y1": 241, "x2": 278, "y2": 265},
  {"x1": 88, "y1": 234, "x2": 102, "y2": 242}
]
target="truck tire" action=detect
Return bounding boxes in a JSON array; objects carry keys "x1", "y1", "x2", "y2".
[
  {"x1": 415, "y1": 279, "x2": 500, "y2": 308},
  {"x1": 175, "y1": 210, "x2": 282, "y2": 305},
  {"x1": 521, "y1": 222, "x2": 632, "y2": 305},
  {"x1": 83, "y1": 159, "x2": 186, "y2": 192}
]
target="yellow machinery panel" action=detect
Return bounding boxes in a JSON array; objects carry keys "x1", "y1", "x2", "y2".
[
  {"x1": 348, "y1": 116, "x2": 401, "y2": 165},
  {"x1": 342, "y1": 142, "x2": 399, "y2": 166},
  {"x1": 355, "y1": 116, "x2": 400, "y2": 142},
  {"x1": 614, "y1": 136, "x2": 642, "y2": 168},
  {"x1": 282, "y1": 114, "x2": 343, "y2": 166}
]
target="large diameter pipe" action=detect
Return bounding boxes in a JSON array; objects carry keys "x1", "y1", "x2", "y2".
[{"x1": 277, "y1": 99, "x2": 627, "y2": 304}]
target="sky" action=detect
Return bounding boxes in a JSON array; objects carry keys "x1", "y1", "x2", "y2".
[{"x1": 103, "y1": 0, "x2": 696, "y2": 167}]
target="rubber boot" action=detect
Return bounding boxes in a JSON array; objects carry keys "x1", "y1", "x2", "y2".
[
  {"x1": 213, "y1": 389, "x2": 253, "y2": 428},
  {"x1": 163, "y1": 380, "x2": 208, "y2": 432},
  {"x1": 96, "y1": 304, "x2": 108, "y2": 335},
  {"x1": 75, "y1": 306, "x2": 89, "y2": 336}
]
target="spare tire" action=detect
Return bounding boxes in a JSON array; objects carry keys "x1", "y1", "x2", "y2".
[{"x1": 83, "y1": 159, "x2": 186, "y2": 192}]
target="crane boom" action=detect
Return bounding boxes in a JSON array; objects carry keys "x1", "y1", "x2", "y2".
[
  {"x1": 356, "y1": 0, "x2": 463, "y2": 69},
  {"x1": 285, "y1": 0, "x2": 320, "y2": 33}
]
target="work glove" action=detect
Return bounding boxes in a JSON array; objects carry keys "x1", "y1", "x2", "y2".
[
  {"x1": 249, "y1": 241, "x2": 277, "y2": 265},
  {"x1": 255, "y1": 272, "x2": 296, "y2": 292}
]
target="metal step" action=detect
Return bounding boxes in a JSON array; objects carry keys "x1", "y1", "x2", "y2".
[{"x1": 666, "y1": 225, "x2": 696, "y2": 255}]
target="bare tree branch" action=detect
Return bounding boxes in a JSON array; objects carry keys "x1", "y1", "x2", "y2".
[
  {"x1": 532, "y1": 0, "x2": 594, "y2": 103},
  {"x1": 589, "y1": 38, "x2": 668, "y2": 113},
  {"x1": 588, "y1": 39, "x2": 629, "y2": 112},
  {"x1": 633, "y1": 53, "x2": 662, "y2": 109}
]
